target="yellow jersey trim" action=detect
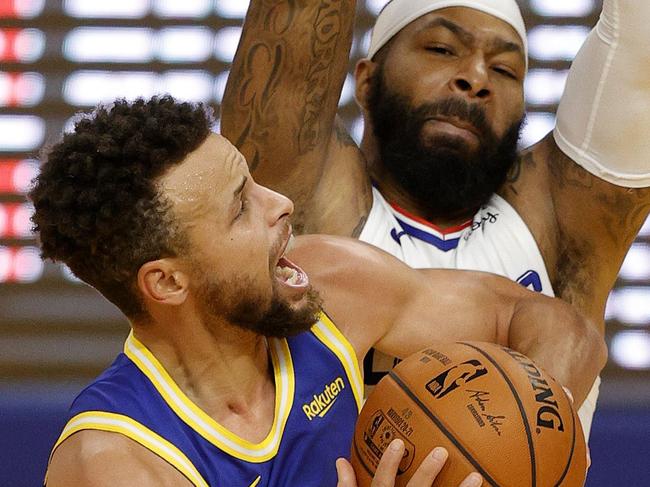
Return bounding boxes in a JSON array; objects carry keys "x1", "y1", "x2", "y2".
[
  {"x1": 248, "y1": 475, "x2": 262, "y2": 487},
  {"x1": 124, "y1": 332, "x2": 295, "y2": 463},
  {"x1": 50, "y1": 411, "x2": 209, "y2": 487},
  {"x1": 311, "y1": 312, "x2": 364, "y2": 412}
]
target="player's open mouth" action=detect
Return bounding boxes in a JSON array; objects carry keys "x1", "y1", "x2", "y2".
[
  {"x1": 275, "y1": 256, "x2": 308, "y2": 287},
  {"x1": 274, "y1": 234, "x2": 309, "y2": 289}
]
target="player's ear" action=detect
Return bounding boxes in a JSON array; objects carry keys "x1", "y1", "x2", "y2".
[
  {"x1": 137, "y1": 258, "x2": 189, "y2": 306},
  {"x1": 354, "y1": 58, "x2": 379, "y2": 111}
]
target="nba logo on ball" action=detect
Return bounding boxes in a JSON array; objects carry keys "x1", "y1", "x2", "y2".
[
  {"x1": 426, "y1": 359, "x2": 488, "y2": 399},
  {"x1": 351, "y1": 342, "x2": 587, "y2": 486}
]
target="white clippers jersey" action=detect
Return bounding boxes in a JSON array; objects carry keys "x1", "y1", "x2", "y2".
[
  {"x1": 359, "y1": 186, "x2": 600, "y2": 440},
  {"x1": 359, "y1": 187, "x2": 553, "y2": 292}
]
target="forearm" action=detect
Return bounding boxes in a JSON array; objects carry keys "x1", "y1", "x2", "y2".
[
  {"x1": 507, "y1": 296, "x2": 607, "y2": 406},
  {"x1": 221, "y1": 0, "x2": 356, "y2": 182},
  {"x1": 338, "y1": 257, "x2": 605, "y2": 406},
  {"x1": 553, "y1": 0, "x2": 650, "y2": 188}
]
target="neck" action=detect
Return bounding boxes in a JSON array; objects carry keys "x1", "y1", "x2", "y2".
[{"x1": 132, "y1": 312, "x2": 275, "y2": 440}]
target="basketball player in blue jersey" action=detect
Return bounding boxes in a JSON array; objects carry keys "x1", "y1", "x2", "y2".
[
  {"x1": 221, "y1": 0, "x2": 650, "y2": 441},
  {"x1": 32, "y1": 97, "x2": 603, "y2": 487}
]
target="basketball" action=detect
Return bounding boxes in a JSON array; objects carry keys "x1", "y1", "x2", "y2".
[{"x1": 351, "y1": 342, "x2": 586, "y2": 486}]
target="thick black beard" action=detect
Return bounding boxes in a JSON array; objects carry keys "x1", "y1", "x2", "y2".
[
  {"x1": 195, "y1": 273, "x2": 322, "y2": 339},
  {"x1": 367, "y1": 71, "x2": 524, "y2": 220}
]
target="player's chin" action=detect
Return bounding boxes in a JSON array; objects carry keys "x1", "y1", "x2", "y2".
[
  {"x1": 272, "y1": 287, "x2": 322, "y2": 337},
  {"x1": 287, "y1": 285, "x2": 321, "y2": 315},
  {"x1": 289, "y1": 285, "x2": 322, "y2": 315}
]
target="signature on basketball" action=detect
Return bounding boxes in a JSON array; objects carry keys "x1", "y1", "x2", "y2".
[
  {"x1": 465, "y1": 389, "x2": 507, "y2": 436},
  {"x1": 467, "y1": 389, "x2": 490, "y2": 411},
  {"x1": 482, "y1": 414, "x2": 506, "y2": 436}
]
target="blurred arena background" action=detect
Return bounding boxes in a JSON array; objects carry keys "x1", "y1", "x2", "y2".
[{"x1": 0, "y1": 0, "x2": 648, "y2": 485}]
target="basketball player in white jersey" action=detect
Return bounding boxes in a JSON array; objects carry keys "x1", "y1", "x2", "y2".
[{"x1": 221, "y1": 0, "x2": 650, "y2": 440}]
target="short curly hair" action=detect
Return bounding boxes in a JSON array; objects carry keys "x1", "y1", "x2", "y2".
[{"x1": 29, "y1": 96, "x2": 213, "y2": 319}]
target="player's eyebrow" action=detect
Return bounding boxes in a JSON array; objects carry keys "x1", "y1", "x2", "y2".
[
  {"x1": 420, "y1": 17, "x2": 523, "y2": 57},
  {"x1": 486, "y1": 36, "x2": 523, "y2": 56}
]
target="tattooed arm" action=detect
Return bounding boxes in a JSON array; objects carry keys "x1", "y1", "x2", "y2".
[
  {"x1": 222, "y1": 0, "x2": 371, "y2": 236},
  {"x1": 501, "y1": 134, "x2": 650, "y2": 330},
  {"x1": 500, "y1": 0, "x2": 650, "y2": 327}
]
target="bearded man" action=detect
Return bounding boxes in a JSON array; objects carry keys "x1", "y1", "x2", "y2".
[{"x1": 221, "y1": 0, "x2": 650, "y2": 440}]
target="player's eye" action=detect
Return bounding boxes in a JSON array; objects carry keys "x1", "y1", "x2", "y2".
[
  {"x1": 492, "y1": 66, "x2": 517, "y2": 79},
  {"x1": 427, "y1": 45, "x2": 455, "y2": 56}
]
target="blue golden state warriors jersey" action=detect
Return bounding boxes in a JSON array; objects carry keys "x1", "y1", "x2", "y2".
[{"x1": 49, "y1": 312, "x2": 363, "y2": 487}]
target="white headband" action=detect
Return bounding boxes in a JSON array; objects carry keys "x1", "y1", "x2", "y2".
[{"x1": 368, "y1": 0, "x2": 528, "y2": 66}]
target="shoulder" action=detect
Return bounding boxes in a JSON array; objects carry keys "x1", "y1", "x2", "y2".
[
  {"x1": 291, "y1": 233, "x2": 393, "y2": 262},
  {"x1": 289, "y1": 234, "x2": 399, "y2": 281},
  {"x1": 46, "y1": 430, "x2": 192, "y2": 487},
  {"x1": 67, "y1": 355, "x2": 141, "y2": 414},
  {"x1": 289, "y1": 234, "x2": 420, "y2": 353}
]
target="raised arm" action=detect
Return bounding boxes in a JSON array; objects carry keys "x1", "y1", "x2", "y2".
[
  {"x1": 500, "y1": 0, "x2": 650, "y2": 324},
  {"x1": 222, "y1": 0, "x2": 371, "y2": 235},
  {"x1": 290, "y1": 235, "x2": 606, "y2": 406}
]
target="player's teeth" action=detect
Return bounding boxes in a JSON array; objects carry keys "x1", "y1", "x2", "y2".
[
  {"x1": 275, "y1": 266, "x2": 297, "y2": 282},
  {"x1": 287, "y1": 271, "x2": 299, "y2": 285}
]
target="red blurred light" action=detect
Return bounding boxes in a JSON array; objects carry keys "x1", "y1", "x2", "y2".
[
  {"x1": 0, "y1": 202, "x2": 32, "y2": 238},
  {"x1": 0, "y1": 0, "x2": 44, "y2": 19},
  {"x1": 0, "y1": 245, "x2": 43, "y2": 282},
  {"x1": 0, "y1": 28, "x2": 45, "y2": 62},
  {"x1": 0, "y1": 72, "x2": 45, "y2": 107},
  {"x1": 0, "y1": 0, "x2": 15, "y2": 18},
  {"x1": 0, "y1": 162, "x2": 15, "y2": 192},
  {"x1": 0, "y1": 29, "x2": 20, "y2": 61},
  {"x1": 0, "y1": 159, "x2": 39, "y2": 193}
]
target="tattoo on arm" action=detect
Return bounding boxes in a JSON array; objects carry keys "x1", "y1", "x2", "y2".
[
  {"x1": 334, "y1": 118, "x2": 357, "y2": 148},
  {"x1": 232, "y1": 41, "x2": 286, "y2": 170},
  {"x1": 505, "y1": 152, "x2": 533, "y2": 194},
  {"x1": 225, "y1": 0, "x2": 352, "y2": 162},
  {"x1": 299, "y1": 0, "x2": 348, "y2": 154},
  {"x1": 549, "y1": 142, "x2": 650, "y2": 246}
]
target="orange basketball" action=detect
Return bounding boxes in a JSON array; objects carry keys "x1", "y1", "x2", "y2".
[{"x1": 351, "y1": 342, "x2": 586, "y2": 486}]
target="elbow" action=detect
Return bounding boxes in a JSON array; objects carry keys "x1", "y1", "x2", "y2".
[
  {"x1": 558, "y1": 312, "x2": 607, "y2": 407},
  {"x1": 575, "y1": 315, "x2": 608, "y2": 379},
  {"x1": 588, "y1": 320, "x2": 608, "y2": 373}
]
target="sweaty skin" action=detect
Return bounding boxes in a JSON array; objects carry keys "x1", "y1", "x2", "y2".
[{"x1": 221, "y1": 1, "x2": 650, "y2": 331}]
